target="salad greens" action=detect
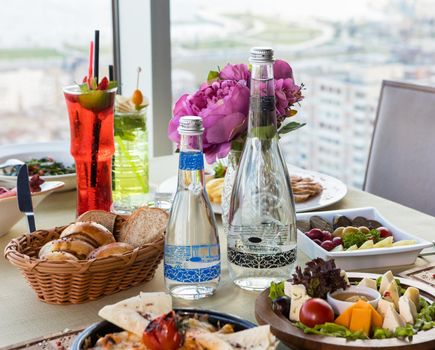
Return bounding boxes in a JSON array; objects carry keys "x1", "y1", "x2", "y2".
[
  {"x1": 3, "y1": 158, "x2": 75, "y2": 176},
  {"x1": 295, "y1": 322, "x2": 367, "y2": 340},
  {"x1": 373, "y1": 325, "x2": 415, "y2": 340},
  {"x1": 343, "y1": 228, "x2": 382, "y2": 249},
  {"x1": 269, "y1": 281, "x2": 285, "y2": 300},
  {"x1": 292, "y1": 258, "x2": 348, "y2": 298}
]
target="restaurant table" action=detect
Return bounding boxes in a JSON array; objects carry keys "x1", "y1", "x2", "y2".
[{"x1": 0, "y1": 154, "x2": 434, "y2": 348}]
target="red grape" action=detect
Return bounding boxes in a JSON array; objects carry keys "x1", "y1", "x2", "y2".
[
  {"x1": 306, "y1": 229, "x2": 323, "y2": 241},
  {"x1": 299, "y1": 298, "x2": 334, "y2": 328},
  {"x1": 313, "y1": 239, "x2": 322, "y2": 246},
  {"x1": 322, "y1": 231, "x2": 333, "y2": 241},
  {"x1": 321, "y1": 240, "x2": 335, "y2": 251},
  {"x1": 377, "y1": 227, "x2": 393, "y2": 238},
  {"x1": 332, "y1": 237, "x2": 342, "y2": 247}
]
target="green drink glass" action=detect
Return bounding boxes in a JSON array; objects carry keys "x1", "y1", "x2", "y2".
[{"x1": 112, "y1": 95, "x2": 149, "y2": 214}]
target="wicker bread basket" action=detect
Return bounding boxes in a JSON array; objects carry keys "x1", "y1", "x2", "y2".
[{"x1": 4, "y1": 222, "x2": 164, "y2": 305}]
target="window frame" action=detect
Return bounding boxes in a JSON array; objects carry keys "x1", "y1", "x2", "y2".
[{"x1": 112, "y1": 0, "x2": 173, "y2": 157}]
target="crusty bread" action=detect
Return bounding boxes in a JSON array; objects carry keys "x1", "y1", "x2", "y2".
[
  {"x1": 88, "y1": 242, "x2": 135, "y2": 259},
  {"x1": 60, "y1": 222, "x2": 115, "y2": 248},
  {"x1": 118, "y1": 207, "x2": 168, "y2": 247},
  {"x1": 39, "y1": 238, "x2": 95, "y2": 260},
  {"x1": 76, "y1": 210, "x2": 118, "y2": 233},
  {"x1": 42, "y1": 251, "x2": 79, "y2": 261}
]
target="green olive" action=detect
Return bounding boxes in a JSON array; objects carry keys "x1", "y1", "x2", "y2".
[
  {"x1": 333, "y1": 227, "x2": 344, "y2": 238},
  {"x1": 358, "y1": 226, "x2": 370, "y2": 234},
  {"x1": 342, "y1": 226, "x2": 359, "y2": 237}
]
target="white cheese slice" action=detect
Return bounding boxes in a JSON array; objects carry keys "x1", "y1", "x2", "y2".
[
  {"x1": 358, "y1": 277, "x2": 377, "y2": 290},
  {"x1": 399, "y1": 295, "x2": 417, "y2": 324},
  {"x1": 377, "y1": 299, "x2": 395, "y2": 318},
  {"x1": 404, "y1": 287, "x2": 420, "y2": 311},
  {"x1": 358, "y1": 240, "x2": 374, "y2": 250},
  {"x1": 284, "y1": 281, "x2": 293, "y2": 298},
  {"x1": 382, "y1": 303, "x2": 406, "y2": 332},
  {"x1": 287, "y1": 284, "x2": 311, "y2": 322},
  {"x1": 379, "y1": 270, "x2": 394, "y2": 295},
  {"x1": 383, "y1": 280, "x2": 400, "y2": 310}
]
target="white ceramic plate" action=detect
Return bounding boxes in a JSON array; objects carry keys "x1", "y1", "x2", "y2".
[
  {"x1": 287, "y1": 165, "x2": 347, "y2": 213},
  {"x1": 158, "y1": 165, "x2": 347, "y2": 214},
  {"x1": 296, "y1": 207, "x2": 433, "y2": 270},
  {"x1": 0, "y1": 142, "x2": 75, "y2": 192},
  {"x1": 0, "y1": 181, "x2": 64, "y2": 236}
]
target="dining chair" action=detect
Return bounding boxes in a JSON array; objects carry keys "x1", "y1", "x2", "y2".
[{"x1": 364, "y1": 80, "x2": 435, "y2": 217}]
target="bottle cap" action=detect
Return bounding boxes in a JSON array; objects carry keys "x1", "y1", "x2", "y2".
[
  {"x1": 178, "y1": 116, "x2": 204, "y2": 135},
  {"x1": 249, "y1": 47, "x2": 274, "y2": 63}
]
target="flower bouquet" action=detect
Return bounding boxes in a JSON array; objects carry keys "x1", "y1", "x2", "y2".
[{"x1": 168, "y1": 59, "x2": 304, "y2": 164}]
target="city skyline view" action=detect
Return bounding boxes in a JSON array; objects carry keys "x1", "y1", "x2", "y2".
[{"x1": 1, "y1": 0, "x2": 434, "y2": 188}]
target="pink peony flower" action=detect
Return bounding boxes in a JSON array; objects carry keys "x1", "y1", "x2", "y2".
[{"x1": 168, "y1": 59, "x2": 303, "y2": 163}]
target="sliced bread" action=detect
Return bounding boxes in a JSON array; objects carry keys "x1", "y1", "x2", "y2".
[{"x1": 119, "y1": 207, "x2": 168, "y2": 247}]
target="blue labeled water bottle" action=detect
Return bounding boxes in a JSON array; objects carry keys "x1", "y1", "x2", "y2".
[{"x1": 164, "y1": 116, "x2": 221, "y2": 299}]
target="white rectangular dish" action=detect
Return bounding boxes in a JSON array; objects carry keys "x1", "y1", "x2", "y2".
[{"x1": 296, "y1": 207, "x2": 433, "y2": 270}]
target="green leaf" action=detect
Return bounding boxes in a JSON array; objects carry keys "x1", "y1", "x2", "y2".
[
  {"x1": 269, "y1": 281, "x2": 285, "y2": 300},
  {"x1": 207, "y1": 70, "x2": 219, "y2": 84},
  {"x1": 278, "y1": 122, "x2": 306, "y2": 135},
  {"x1": 107, "y1": 80, "x2": 118, "y2": 90}
]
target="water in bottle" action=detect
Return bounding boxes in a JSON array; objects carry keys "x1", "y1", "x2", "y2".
[
  {"x1": 227, "y1": 47, "x2": 297, "y2": 291},
  {"x1": 164, "y1": 116, "x2": 221, "y2": 299}
]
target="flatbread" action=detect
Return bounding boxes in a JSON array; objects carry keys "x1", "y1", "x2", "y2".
[
  {"x1": 193, "y1": 325, "x2": 277, "y2": 350},
  {"x1": 98, "y1": 292, "x2": 172, "y2": 337}
]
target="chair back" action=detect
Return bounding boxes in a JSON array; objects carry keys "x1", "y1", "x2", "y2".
[{"x1": 364, "y1": 80, "x2": 435, "y2": 216}]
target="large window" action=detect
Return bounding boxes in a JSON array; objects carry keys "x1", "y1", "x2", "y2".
[
  {"x1": 0, "y1": 0, "x2": 113, "y2": 144},
  {"x1": 170, "y1": 0, "x2": 435, "y2": 188}
]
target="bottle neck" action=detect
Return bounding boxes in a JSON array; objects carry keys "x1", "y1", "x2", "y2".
[
  {"x1": 178, "y1": 133, "x2": 204, "y2": 189},
  {"x1": 248, "y1": 61, "x2": 277, "y2": 139}
]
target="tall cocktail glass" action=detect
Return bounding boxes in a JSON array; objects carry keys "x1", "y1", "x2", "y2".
[{"x1": 63, "y1": 85, "x2": 117, "y2": 215}]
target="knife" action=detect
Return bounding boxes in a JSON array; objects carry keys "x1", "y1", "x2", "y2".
[{"x1": 17, "y1": 164, "x2": 36, "y2": 233}]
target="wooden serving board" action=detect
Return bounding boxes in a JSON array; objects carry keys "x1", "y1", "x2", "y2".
[{"x1": 255, "y1": 272, "x2": 435, "y2": 350}]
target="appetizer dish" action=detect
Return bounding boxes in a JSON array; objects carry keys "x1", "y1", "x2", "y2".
[
  {"x1": 72, "y1": 292, "x2": 277, "y2": 350},
  {"x1": 296, "y1": 207, "x2": 432, "y2": 270},
  {"x1": 0, "y1": 176, "x2": 63, "y2": 236},
  {"x1": 0, "y1": 142, "x2": 76, "y2": 191},
  {"x1": 1, "y1": 157, "x2": 75, "y2": 176},
  {"x1": 299, "y1": 214, "x2": 415, "y2": 252},
  {"x1": 256, "y1": 258, "x2": 435, "y2": 349}
]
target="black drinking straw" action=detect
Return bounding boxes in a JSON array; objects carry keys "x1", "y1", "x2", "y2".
[
  {"x1": 91, "y1": 30, "x2": 101, "y2": 188},
  {"x1": 94, "y1": 30, "x2": 100, "y2": 84},
  {"x1": 108, "y1": 64, "x2": 114, "y2": 81}
]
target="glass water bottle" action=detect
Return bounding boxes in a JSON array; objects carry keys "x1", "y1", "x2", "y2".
[
  {"x1": 164, "y1": 116, "x2": 221, "y2": 299},
  {"x1": 227, "y1": 47, "x2": 297, "y2": 291}
]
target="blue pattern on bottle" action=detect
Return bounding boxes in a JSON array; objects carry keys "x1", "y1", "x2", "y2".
[
  {"x1": 179, "y1": 151, "x2": 204, "y2": 170},
  {"x1": 164, "y1": 263, "x2": 220, "y2": 283}
]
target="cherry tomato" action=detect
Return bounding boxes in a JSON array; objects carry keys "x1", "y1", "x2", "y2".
[
  {"x1": 142, "y1": 311, "x2": 183, "y2": 350},
  {"x1": 377, "y1": 227, "x2": 393, "y2": 238},
  {"x1": 299, "y1": 298, "x2": 334, "y2": 328}
]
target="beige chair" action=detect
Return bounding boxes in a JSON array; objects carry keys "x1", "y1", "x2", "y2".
[{"x1": 364, "y1": 80, "x2": 435, "y2": 217}]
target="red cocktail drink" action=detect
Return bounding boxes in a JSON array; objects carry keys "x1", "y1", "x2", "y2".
[{"x1": 64, "y1": 86, "x2": 117, "y2": 215}]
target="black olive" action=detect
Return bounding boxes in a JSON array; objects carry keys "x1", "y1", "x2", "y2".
[{"x1": 272, "y1": 296, "x2": 291, "y2": 319}]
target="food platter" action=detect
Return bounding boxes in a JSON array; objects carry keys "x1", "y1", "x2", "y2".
[
  {"x1": 158, "y1": 165, "x2": 347, "y2": 215},
  {"x1": 296, "y1": 207, "x2": 433, "y2": 270},
  {"x1": 71, "y1": 308, "x2": 257, "y2": 350},
  {"x1": 0, "y1": 142, "x2": 76, "y2": 192},
  {"x1": 255, "y1": 272, "x2": 435, "y2": 350}
]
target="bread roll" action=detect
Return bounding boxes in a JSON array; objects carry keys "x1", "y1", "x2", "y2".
[
  {"x1": 76, "y1": 210, "x2": 118, "y2": 233},
  {"x1": 38, "y1": 238, "x2": 95, "y2": 260},
  {"x1": 88, "y1": 242, "x2": 135, "y2": 259},
  {"x1": 61, "y1": 222, "x2": 115, "y2": 248},
  {"x1": 119, "y1": 207, "x2": 168, "y2": 247},
  {"x1": 41, "y1": 251, "x2": 79, "y2": 261}
]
